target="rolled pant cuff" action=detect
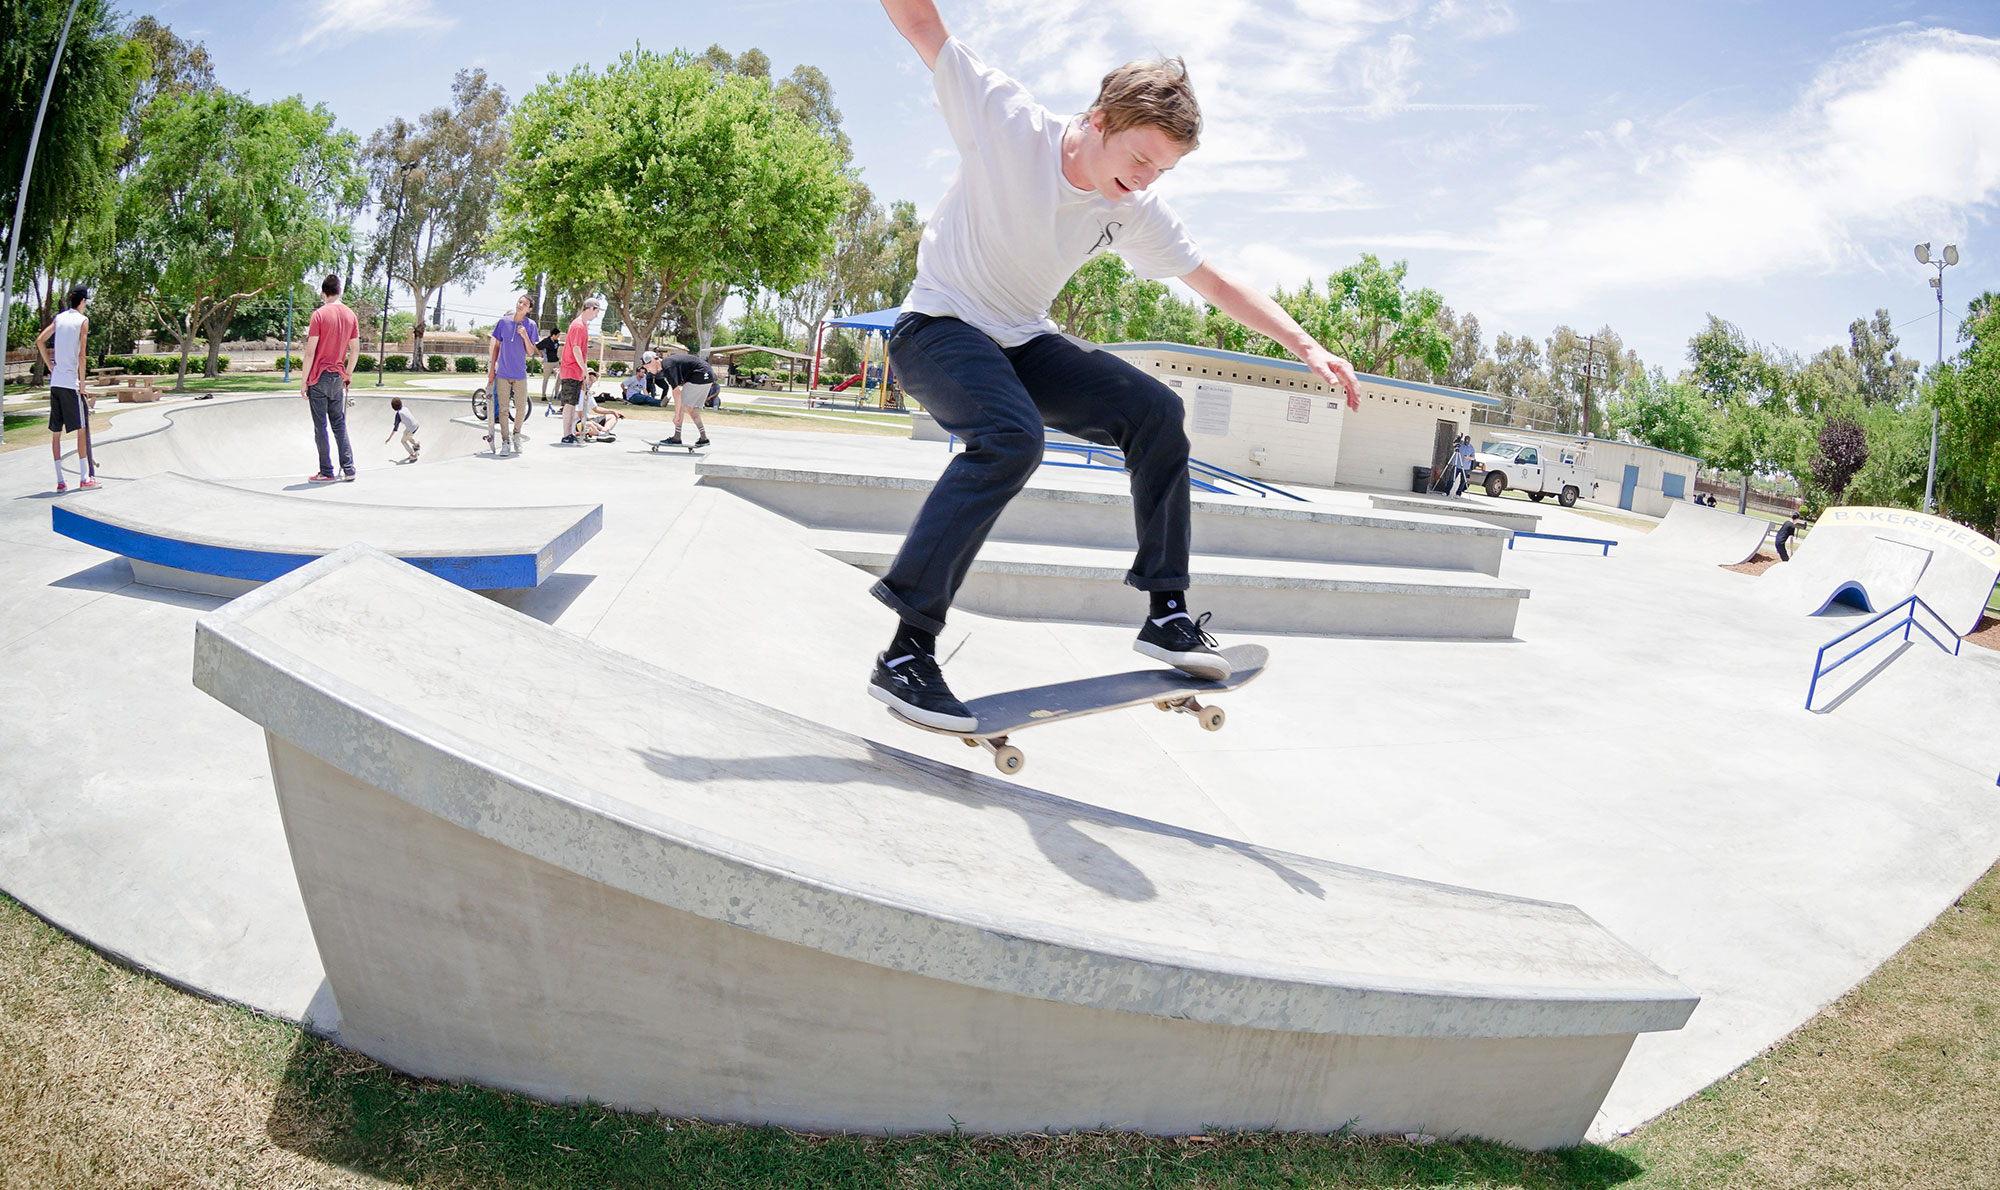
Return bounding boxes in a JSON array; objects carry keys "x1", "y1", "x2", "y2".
[
  {"x1": 870, "y1": 579, "x2": 946, "y2": 636},
  {"x1": 1125, "y1": 572, "x2": 1192, "y2": 593}
]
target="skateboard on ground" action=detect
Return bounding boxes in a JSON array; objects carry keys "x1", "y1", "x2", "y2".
[
  {"x1": 649, "y1": 439, "x2": 706, "y2": 454},
  {"x1": 888, "y1": 644, "x2": 1268, "y2": 776}
]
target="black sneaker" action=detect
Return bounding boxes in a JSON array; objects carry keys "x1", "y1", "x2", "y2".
[
  {"x1": 869, "y1": 650, "x2": 977, "y2": 732},
  {"x1": 1134, "y1": 610, "x2": 1231, "y2": 680},
  {"x1": 661, "y1": 432, "x2": 683, "y2": 446},
  {"x1": 694, "y1": 436, "x2": 711, "y2": 447}
]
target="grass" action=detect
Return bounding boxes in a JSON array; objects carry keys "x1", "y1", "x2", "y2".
[{"x1": 5, "y1": 857, "x2": 2000, "y2": 1188}]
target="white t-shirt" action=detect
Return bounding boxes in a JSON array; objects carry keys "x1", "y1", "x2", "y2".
[
  {"x1": 50, "y1": 308, "x2": 85, "y2": 390},
  {"x1": 903, "y1": 38, "x2": 1203, "y2": 348}
]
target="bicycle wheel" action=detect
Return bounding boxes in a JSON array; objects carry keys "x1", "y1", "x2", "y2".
[{"x1": 471, "y1": 388, "x2": 489, "y2": 420}]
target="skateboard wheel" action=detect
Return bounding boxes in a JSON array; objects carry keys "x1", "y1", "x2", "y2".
[
  {"x1": 1200, "y1": 707, "x2": 1226, "y2": 732},
  {"x1": 993, "y1": 745, "x2": 1025, "y2": 774},
  {"x1": 961, "y1": 737, "x2": 980, "y2": 748},
  {"x1": 1153, "y1": 700, "x2": 1172, "y2": 712}
]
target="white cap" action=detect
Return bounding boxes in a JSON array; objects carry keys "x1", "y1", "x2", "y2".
[{"x1": 641, "y1": 350, "x2": 657, "y2": 363}]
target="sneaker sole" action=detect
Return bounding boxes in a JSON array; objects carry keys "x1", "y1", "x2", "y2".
[
  {"x1": 1133, "y1": 640, "x2": 1232, "y2": 681},
  {"x1": 868, "y1": 681, "x2": 978, "y2": 733}
]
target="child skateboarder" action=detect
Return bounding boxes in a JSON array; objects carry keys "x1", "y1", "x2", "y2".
[
  {"x1": 385, "y1": 397, "x2": 421, "y2": 462},
  {"x1": 870, "y1": 0, "x2": 1364, "y2": 731}
]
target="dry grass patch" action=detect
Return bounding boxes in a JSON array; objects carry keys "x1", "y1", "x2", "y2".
[{"x1": 1613, "y1": 857, "x2": 2000, "y2": 1189}]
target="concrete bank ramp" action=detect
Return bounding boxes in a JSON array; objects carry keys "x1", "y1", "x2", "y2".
[
  {"x1": 89, "y1": 393, "x2": 490, "y2": 480},
  {"x1": 52, "y1": 471, "x2": 599, "y2": 596},
  {"x1": 193, "y1": 544, "x2": 1695, "y2": 1148},
  {"x1": 1759, "y1": 505, "x2": 2000, "y2": 636},
  {"x1": 1630, "y1": 500, "x2": 1771, "y2": 566}
]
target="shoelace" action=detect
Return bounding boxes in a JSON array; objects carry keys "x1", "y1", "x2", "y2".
[{"x1": 1182, "y1": 610, "x2": 1219, "y2": 649}]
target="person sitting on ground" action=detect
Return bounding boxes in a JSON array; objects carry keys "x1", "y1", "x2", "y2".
[
  {"x1": 1774, "y1": 513, "x2": 1802, "y2": 562},
  {"x1": 384, "y1": 397, "x2": 422, "y2": 461},
  {"x1": 581, "y1": 401, "x2": 623, "y2": 441},
  {"x1": 622, "y1": 351, "x2": 670, "y2": 406},
  {"x1": 656, "y1": 352, "x2": 716, "y2": 447},
  {"x1": 34, "y1": 284, "x2": 96, "y2": 493}
]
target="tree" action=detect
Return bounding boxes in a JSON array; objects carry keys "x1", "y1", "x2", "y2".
[
  {"x1": 780, "y1": 182, "x2": 894, "y2": 347},
  {"x1": 1685, "y1": 315, "x2": 1754, "y2": 405},
  {"x1": 1051, "y1": 253, "x2": 1132, "y2": 340},
  {"x1": 1927, "y1": 301, "x2": 2000, "y2": 535},
  {"x1": 114, "y1": 89, "x2": 364, "y2": 387},
  {"x1": 120, "y1": 15, "x2": 212, "y2": 172},
  {"x1": 1808, "y1": 415, "x2": 1869, "y2": 510},
  {"x1": 362, "y1": 69, "x2": 508, "y2": 368},
  {"x1": 1848, "y1": 308, "x2": 1919, "y2": 407},
  {"x1": 724, "y1": 299, "x2": 790, "y2": 370},
  {"x1": 1410, "y1": 306, "x2": 1482, "y2": 388},
  {"x1": 1, "y1": 0, "x2": 142, "y2": 336},
  {"x1": 1545, "y1": 324, "x2": 1639, "y2": 435},
  {"x1": 1607, "y1": 366, "x2": 1708, "y2": 458},
  {"x1": 1469, "y1": 333, "x2": 1552, "y2": 428},
  {"x1": 499, "y1": 48, "x2": 849, "y2": 366},
  {"x1": 1122, "y1": 279, "x2": 1205, "y2": 345}
]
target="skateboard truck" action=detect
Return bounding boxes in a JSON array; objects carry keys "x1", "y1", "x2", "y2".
[
  {"x1": 957, "y1": 735, "x2": 1026, "y2": 774},
  {"x1": 1154, "y1": 695, "x2": 1226, "y2": 732}
]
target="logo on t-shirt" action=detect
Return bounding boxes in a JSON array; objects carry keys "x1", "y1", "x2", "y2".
[{"x1": 1088, "y1": 221, "x2": 1123, "y2": 256}]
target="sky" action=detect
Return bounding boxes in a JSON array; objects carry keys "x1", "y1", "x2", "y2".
[{"x1": 127, "y1": 0, "x2": 2000, "y2": 378}]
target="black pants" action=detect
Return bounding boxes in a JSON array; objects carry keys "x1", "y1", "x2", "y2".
[
  {"x1": 307, "y1": 371, "x2": 353, "y2": 476},
  {"x1": 1776, "y1": 536, "x2": 1791, "y2": 562},
  {"x1": 875, "y1": 313, "x2": 1192, "y2": 634}
]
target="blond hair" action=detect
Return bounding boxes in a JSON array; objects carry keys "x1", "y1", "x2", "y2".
[{"x1": 1089, "y1": 57, "x2": 1201, "y2": 151}]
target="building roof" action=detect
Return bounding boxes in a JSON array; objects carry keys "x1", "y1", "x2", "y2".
[{"x1": 1107, "y1": 341, "x2": 1502, "y2": 407}]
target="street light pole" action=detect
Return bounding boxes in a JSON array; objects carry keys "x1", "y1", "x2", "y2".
[
  {"x1": 0, "y1": 0, "x2": 86, "y2": 447},
  {"x1": 1915, "y1": 241, "x2": 1958, "y2": 514}
]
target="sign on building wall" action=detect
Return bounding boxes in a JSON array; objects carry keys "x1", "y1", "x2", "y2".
[
  {"x1": 1286, "y1": 395, "x2": 1311, "y2": 424},
  {"x1": 1192, "y1": 382, "x2": 1234, "y2": 436}
]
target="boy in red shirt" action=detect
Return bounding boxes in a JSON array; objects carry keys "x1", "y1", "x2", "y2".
[
  {"x1": 558, "y1": 297, "x2": 600, "y2": 445},
  {"x1": 301, "y1": 273, "x2": 361, "y2": 482}
]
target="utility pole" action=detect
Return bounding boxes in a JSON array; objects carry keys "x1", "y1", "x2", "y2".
[
  {"x1": 1915, "y1": 242, "x2": 1958, "y2": 514},
  {"x1": 0, "y1": 0, "x2": 85, "y2": 447},
  {"x1": 1561, "y1": 335, "x2": 1608, "y2": 437}
]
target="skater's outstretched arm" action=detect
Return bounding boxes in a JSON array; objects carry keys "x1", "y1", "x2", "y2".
[
  {"x1": 1181, "y1": 261, "x2": 1363, "y2": 410},
  {"x1": 881, "y1": 0, "x2": 948, "y2": 70}
]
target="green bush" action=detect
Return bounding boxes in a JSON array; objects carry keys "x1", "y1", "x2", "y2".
[
  {"x1": 454, "y1": 356, "x2": 478, "y2": 373},
  {"x1": 356, "y1": 354, "x2": 376, "y2": 373},
  {"x1": 385, "y1": 355, "x2": 408, "y2": 372},
  {"x1": 526, "y1": 358, "x2": 542, "y2": 374},
  {"x1": 214, "y1": 354, "x2": 229, "y2": 373},
  {"x1": 426, "y1": 355, "x2": 446, "y2": 372},
  {"x1": 608, "y1": 361, "x2": 629, "y2": 376},
  {"x1": 281, "y1": 356, "x2": 303, "y2": 371}
]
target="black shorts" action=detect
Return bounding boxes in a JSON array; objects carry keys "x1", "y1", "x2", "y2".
[
  {"x1": 558, "y1": 377, "x2": 582, "y2": 406},
  {"x1": 49, "y1": 386, "x2": 87, "y2": 433}
]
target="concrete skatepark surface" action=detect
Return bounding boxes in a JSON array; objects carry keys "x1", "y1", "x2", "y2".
[
  {"x1": 1758, "y1": 504, "x2": 2000, "y2": 637},
  {"x1": 4, "y1": 391, "x2": 2000, "y2": 1143},
  {"x1": 1628, "y1": 498, "x2": 1771, "y2": 566}
]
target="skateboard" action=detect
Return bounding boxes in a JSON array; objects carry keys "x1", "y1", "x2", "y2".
[
  {"x1": 649, "y1": 439, "x2": 707, "y2": 454},
  {"x1": 887, "y1": 644, "x2": 1268, "y2": 775}
]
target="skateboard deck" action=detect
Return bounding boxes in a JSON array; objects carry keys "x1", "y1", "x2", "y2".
[
  {"x1": 888, "y1": 644, "x2": 1268, "y2": 775},
  {"x1": 650, "y1": 439, "x2": 706, "y2": 454}
]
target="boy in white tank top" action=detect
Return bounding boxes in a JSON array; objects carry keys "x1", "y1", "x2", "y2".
[{"x1": 34, "y1": 285, "x2": 96, "y2": 493}]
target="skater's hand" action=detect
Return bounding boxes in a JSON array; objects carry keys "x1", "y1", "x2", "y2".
[{"x1": 1305, "y1": 346, "x2": 1361, "y2": 411}]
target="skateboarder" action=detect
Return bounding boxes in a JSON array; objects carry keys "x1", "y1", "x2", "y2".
[
  {"x1": 35, "y1": 285, "x2": 96, "y2": 492},
  {"x1": 655, "y1": 352, "x2": 715, "y2": 447},
  {"x1": 385, "y1": 397, "x2": 421, "y2": 461},
  {"x1": 1774, "y1": 513, "x2": 1801, "y2": 562},
  {"x1": 869, "y1": 0, "x2": 1363, "y2": 731}
]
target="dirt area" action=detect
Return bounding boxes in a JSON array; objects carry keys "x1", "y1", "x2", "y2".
[
  {"x1": 1967, "y1": 616, "x2": 2000, "y2": 653},
  {"x1": 1724, "y1": 552, "x2": 1781, "y2": 576}
]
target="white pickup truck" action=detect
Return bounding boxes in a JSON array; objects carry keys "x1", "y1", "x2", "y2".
[{"x1": 1469, "y1": 440, "x2": 1596, "y2": 508}]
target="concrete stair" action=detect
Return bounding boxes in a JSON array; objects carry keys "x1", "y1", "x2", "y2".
[
  {"x1": 814, "y1": 530, "x2": 1529, "y2": 639},
  {"x1": 697, "y1": 462, "x2": 1513, "y2": 576}
]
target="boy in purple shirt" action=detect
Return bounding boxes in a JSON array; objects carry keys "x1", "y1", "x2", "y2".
[{"x1": 487, "y1": 294, "x2": 538, "y2": 454}]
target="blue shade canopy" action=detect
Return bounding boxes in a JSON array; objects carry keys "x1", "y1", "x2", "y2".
[{"x1": 820, "y1": 306, "x2": 902, "y2": 332}]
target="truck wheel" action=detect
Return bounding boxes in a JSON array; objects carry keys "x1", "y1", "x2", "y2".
[
  {"x1": 1484, "y1": 472, "x2": 1507, "y2": 498},
  {"x1": 1528, "y1": 491, "x2": 1546, "y2": 502},
  {"x1": 1559, "y1": 485, "x2": 1579, "y2": 508}
]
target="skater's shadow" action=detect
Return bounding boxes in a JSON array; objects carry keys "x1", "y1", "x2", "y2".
[{"x1": 632, "y1": 742, "x2": 1324, "y2": 905}]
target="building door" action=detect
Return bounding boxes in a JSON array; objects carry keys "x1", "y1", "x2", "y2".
[
  {"x1": 1431, "y1": 420, "x2": 1458, "y2": 487},
  {"x1": 1620, "y1": 463, "x2": 1640, "y2": 510}
]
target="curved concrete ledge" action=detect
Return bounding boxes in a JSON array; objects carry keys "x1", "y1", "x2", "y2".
[
  {"x1": 1758, "y1": 506, "x2": 2000, "y2": 636},
  {"x1": 191, "y1": 545, "x2": 1692, "y2": 1146},
  {"x1": 53, "y1": 472, "x2": 600, "y2": 594},
  {"x1": 1630, "y1": 501, "x2": 1770, "y2": 567}
]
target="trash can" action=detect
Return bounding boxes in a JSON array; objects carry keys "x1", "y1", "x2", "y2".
[{"x1": 1412, "y1": 464, "x2": 1432, "y2": 494}]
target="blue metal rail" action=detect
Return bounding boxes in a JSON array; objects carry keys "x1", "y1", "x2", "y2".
[
  {"x1": 947, "y1": 436, "x2": 1306, "y2": 501},
  {"x1": 1506, "y1": 531, "x2": 1617, "y2": 556},
  {"x1": 1804, "y1": 593, "x2": 1959, "y2": 711}
]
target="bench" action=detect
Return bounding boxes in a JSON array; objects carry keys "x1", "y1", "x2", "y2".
[
  {"x1": 102, "y1": 380, "x2": 163, "y2": 403},
  {"x1": 52, "y1": 472, "x2": 601, "y2": 597},
  {"x1": 190, "y1": 542, "x2": 1696, "y2": 1148}
]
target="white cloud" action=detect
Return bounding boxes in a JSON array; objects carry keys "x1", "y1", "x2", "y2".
[
  {"x1": 1423, "y1": 0, "x2": 1518, "y2": 40},
  {"x1": 286, "y1": 0, "x2": 454, "y2": 53},
  {"x1": 1443, "y1": 29, "x2": 2000, "y2": 318}
]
